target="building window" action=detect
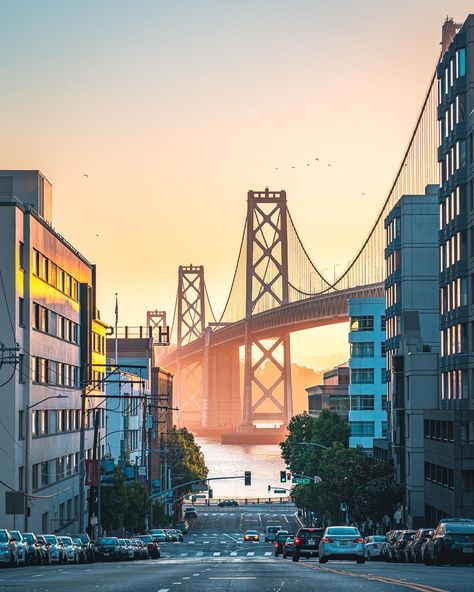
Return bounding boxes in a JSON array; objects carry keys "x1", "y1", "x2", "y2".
[
  {"x1": 18, "y1": 297, "x2": 25, "y2": 327},
  {"x1": 41, "y1": 461, "x2": 49, "y2": 486},
  {"x1": 18, "y1": 466, "x2": 24, "y2": 491},
  {"x1": 351, "y1": 421, "x2": 375, "y2": 437},
  {"x1": 381, "y1": 368, "x2": 389, "y2": 384},
  {"x1": 459, "y1": 48, "x2": 466, "y2": 77},
  {"x1": 18, "y1": 354, "x2": 25, "y2": 384},
  {"x1": 18, "y1": 410, "x2": 24, "y2": 439},
  {"x1": 32, "y1": 464, "x2": 39, "y2": 490},
  {"x1": 381, "y1": 421, "x2": 388, "y2": 437},
  {"x1": 350, "y1": 316, "x2": 374, "y2": 332},
  {"x1": 351, "y1": 368, "x2": 374, "y2": 384},
  {"x1": 350, "y1": 342, "x2": 374, "y2": 358},
  {"x1": 381, "y1": 342, "x2": 386, "y2": 357},
  {"x1": 41, "y1": 512, "x2": 49, "y2": 533},
  {"x1": 19, "y1": 241, "x2": 24, "y2": 270},
  {"x1": 351, "y1": 395, "x2": 374, "y2": 410}
]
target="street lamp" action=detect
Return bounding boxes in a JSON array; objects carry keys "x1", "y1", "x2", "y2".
[
  {"x1": 24, "y1": 394, "x2": 68, "y2": 531},
  {"x1": 297, "y1": 441, "x2": 330, "y2": 450}
]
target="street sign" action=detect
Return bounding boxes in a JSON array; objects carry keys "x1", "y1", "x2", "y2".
[
  {"x1": 191, "y1": 483, "x2": 208, "y2": 492},
  {"x1": 5, "y1": 491, "x2": 24, "y2": 515},
  {"x1": 85, "y1": 460, "x2": 99, "y2": 486},
  {"x1": 274, "y1": 489, "x2": 287, "y2": 493},
  {"x1": 292, "y1": 477, "x2": 310, "y2": 484}
]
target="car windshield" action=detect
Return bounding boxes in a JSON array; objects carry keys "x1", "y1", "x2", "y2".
[
  {"x1": 373, "y1": 536, "x2": 386, "y2": 542},
  {"x1": 286, "y1": 537, "x2": 294, "y2": 542},
  {"x1": 97, "y1": 538, "x2": 118, "y2": 545},
  {"x1": 326, "y1": 528, "x2": 359, "y2": 536},
  {"x1": 118, "y1": 539, "x2": 126, "y2": 544},
  {"x1": 59, "y1": 537, "x2": 73, "y2": 545},
  {"x1": 246, "y1": 531, "x2": 258, "y2": 535},
  {"x1": 10, "y1": 532, "x2": 21, "y2": 541},
  {"x1": 138, "y1": 536, "x2": 152, "y2": 543},
  {"x1": 0, "y1": 532, "x2": 9, "y2": 543},
  {"x1": 72, "y1": 538, "x2": 82, "y2": 545},
  {"x1": 44, "y1": 536, "x2": 57, "y2": 544},
  {"x1": 73, "y1": 534, "x2": 87, "y2": 543},
  {"x1": 445, "y1": 524, "x2": 474, "y2": 534},
  {"x1": 151, "y1": 529, "x2": 164, "y2": 534},
  {"x1": 23, "y1": 534, "x2": 35, "y2": 543}
]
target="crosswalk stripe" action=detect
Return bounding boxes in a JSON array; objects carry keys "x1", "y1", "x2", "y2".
[
  {"x1": 230, "y1": 552, "x2": 237, "y2": 556},
  {"x1": 265, "y1": 552, "x2": 272, "y2": 556},
  {"x1": 196, "y1": 552, "x2": 204, "y2": 557},
  {"x1": 180, "y1": 553, "x2": 188, "y2": 556},
  {"x1": 157, "y1": 589, "x2": 169, "y2": 592},
  {"x1": 247, "y1": 552, "x2": 255, "y2": 556},
  {"x1": 213, "y1": 552, "x2": 221, "y2": 556}
]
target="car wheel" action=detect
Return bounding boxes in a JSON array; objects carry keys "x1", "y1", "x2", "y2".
[
  {"x1": 319, "y1": 557, "x2": 328, "y2": 563},
  {"x1": 357, "y1": 557, "x2": 365, "y2": 565},
  {"x1": 274, "y1": 551, "x2": 279, "y2": 557},
  {"x1": 424, "y1": 553, "x2": 434, "y2": 566},
  {"x1": 292, "y1": 554, "x2": 299, "y2": 562}
]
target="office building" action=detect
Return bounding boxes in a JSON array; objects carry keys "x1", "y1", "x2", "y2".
[
  {"x1": 384, "y1": 186, "x2": 440, "y2": 528},
  {"x1": 0, "y1": 170, "x2": 107, "y2": 533},
  {"x1": 307, "y1": 364, "x2": 350, "y2": 421},
  {"x1": 348, "y1": 298, "x2": 387, "y2": 453}
]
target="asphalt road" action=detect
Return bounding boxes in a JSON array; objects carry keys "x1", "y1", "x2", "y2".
[{"x1": 1, "y1": 506, "x2": 473, "y2": 592}]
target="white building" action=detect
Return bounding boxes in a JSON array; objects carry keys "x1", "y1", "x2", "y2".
[
  {"x1": 348, "y1": 297, "x2": 387, "y2": 453},
  {"x1": 0, "y1": 170, "x2": 107, "y2": 534}
]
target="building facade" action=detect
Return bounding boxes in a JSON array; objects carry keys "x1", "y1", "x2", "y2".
[
  {"x1": 384, "y1": 187, "x2": 440, "y2": 528},
  {"x1": 307, "y1": 364, "x2": 350, "y2": 421},
  {"x1": 432, "y1": 16, "x2": 474, "y2": 522},
  {"x1": 0, "y1": 170, "x2": 106, "y2": 533},
  {"x1": 348, "y1": 298, "x2": 387, "y2": 453}
]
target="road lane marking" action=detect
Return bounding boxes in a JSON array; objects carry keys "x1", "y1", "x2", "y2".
[
  {"x1": 196, "y1": 552, "x2": 204, "y2": 556},
  {"x1": 300, "y1": 564, "x2": 449, "y2": 592},
  {"x1": 157, "y1": 589, "x2": 169, "y2": 592},
  {"x1": 265, "y1": 552, "x2": 272, "y2": 556},
  {"x1": 180, "y1": 553, "x2": 188, "y2": 556},
  {"x1": 213, "y1": 552, "x2": 221, "y2": 556},
  {"x1": 230, "y1": 552, "x2": 237, "y2": 556},
  {"x1": 182, "y1": 577, "x2": 190, "y2": 579},
  {"x1": 247, "y1": 552, "x2": 255, "y2": 556},
  {"x1": 192, "y1": 573, "x2": 200, "y2": 576},
  {"x1": 209, "y1": 577, "x2": 256, "y2": 580}
]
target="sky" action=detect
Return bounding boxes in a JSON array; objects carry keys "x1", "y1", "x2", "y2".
[{"x1": 1, "y1": 0, "x2": 472, "y2": 369}]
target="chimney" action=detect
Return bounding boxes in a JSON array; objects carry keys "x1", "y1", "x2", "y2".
[{"x1": 441, "y1": 17, "x2": 460, "y2": 56}]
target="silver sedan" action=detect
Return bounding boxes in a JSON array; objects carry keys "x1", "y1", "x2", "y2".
[{"x1": 319, "y1": 526, "x2": 365, "y2": 564}]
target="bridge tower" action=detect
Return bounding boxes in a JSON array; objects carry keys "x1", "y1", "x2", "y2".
[
  {"x1": 241, "y1": 188, "x2": 293, "y2": 431},
  {"x1": 176, "y1": 265, "x2": 206, "y2": 428}
]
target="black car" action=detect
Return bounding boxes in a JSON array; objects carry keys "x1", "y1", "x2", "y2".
[
  {"x1": 274, "y1": 531, "x2": 290, "y2": 556},
  {"x1": 424, "y1": 522, "x2": 474, "y2": 565},
  {"x1": 95, "y1": 537, "x2": 122, "y2": 561},
  {"x1": 69, "y1": 533, "x2": 95, "y2": 563},
  {"x1": 405, "y1": 529, "x2": 434, "y2": 562},
  {"x1": 22, "y1": 533, "x2": 45, "y2": 565},
  {"x1": 292, "y1": 527, "x2": 324, "y2": 562},
  {"x1": 35, "y1": 535, "x2": 52, "y2": 565},
  {"x1": 218, "y1": 500, "x2": 239, "y2": 507},
  {"x1": 391, "y1": 530, "x2": 416, "y2": 562}
]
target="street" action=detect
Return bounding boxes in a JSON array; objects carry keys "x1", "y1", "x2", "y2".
[{"x1": 1, "y1": 507, "x2": 473, "y2": 592}]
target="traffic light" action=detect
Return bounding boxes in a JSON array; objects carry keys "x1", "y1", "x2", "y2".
[
  {"x1": 268, "y1": 485, "x2": 271, "y2": 493},
  {"x1": 244, "y1": 471, "x2": 251, "y2": 486},
  {"x1": 280, "y1": 470, "x2": 287, "y2": 483},
  {"x1": 287, "y1": 472, "x2": 291, "y2": 481}
]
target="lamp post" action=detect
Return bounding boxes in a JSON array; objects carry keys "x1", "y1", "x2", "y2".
[
  {"x1": 24, "y1": 394, "x2": 68, "y2": 531},
  {"x1": 297, "y1": 441, "x2": 330, "y2": 450}
]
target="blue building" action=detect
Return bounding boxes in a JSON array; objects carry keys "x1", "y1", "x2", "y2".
[{"x1": 348, "y1": 298, "x2": 387, "y2": 453}]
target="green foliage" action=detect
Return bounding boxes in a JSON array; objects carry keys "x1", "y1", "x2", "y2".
[
  {"x1": 290, "y1": 444, "x2": 402, "y2": 526},
  {"x1": 167, "y1": 426, "x2": 208, "y2": 498},
  {"x1": 280, "y1": 411, "x2": 350, "y2": 477}
]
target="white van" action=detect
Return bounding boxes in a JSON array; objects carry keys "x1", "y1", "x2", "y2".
[{"x1": 265, "y1": 525, "x2": 283, "y2": 542}]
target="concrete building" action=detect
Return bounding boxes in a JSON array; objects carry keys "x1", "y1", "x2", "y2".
[
  {"x1": 430, "y1": 15, "x2": 474, "y2": 522},
  {"x1": 348, "y1": 298, "x2": 387, "y2": 453},
  {"x1": 383, "y1": 186, "x2": 440, "y2": 528},
  {"x1": 0, "y1": 170, "x2": 106, "y2": 533},
  {"x1": 307, "y1": 364, "x2": 350, "y2": 420}
]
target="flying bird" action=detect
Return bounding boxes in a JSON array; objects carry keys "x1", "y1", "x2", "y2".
[
  {"x1": 315, "y1": 157, "x2": 319, "y2": 161},
  {"x1": 291, "y1": 166, "x2": 296, "y2": 169},
  {"x1": 328, "y1": 163, "x2": 332, "y2": 167},
  {"x1": 83, "y1": 174, "x2": 89, "y2": 178},
  {"x1": 306, "y1": 163, "x2": 310, "y2": 167}
]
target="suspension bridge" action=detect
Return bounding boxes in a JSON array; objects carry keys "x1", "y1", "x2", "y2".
[{"x1": 153, "y1": 64, "x2": 440, "y2": 443}]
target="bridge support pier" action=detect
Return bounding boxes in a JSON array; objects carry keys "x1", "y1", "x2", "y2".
[{"x1": 204, "y1": 345, "x2": 241, "y2": 431}]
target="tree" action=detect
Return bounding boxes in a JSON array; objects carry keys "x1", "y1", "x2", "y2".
[
  {"x1": 166, "y1": 427, "x2": 208, "y2": 521},
  {"x1": 123, "y1": 481, "x2": 149, "y2": 533},
  {"x1": 100, "y1": 466, "x2": 126, "y2": 533},
  {"x1": 280, "y1": 411, "x2": 349, "y2": 478}
]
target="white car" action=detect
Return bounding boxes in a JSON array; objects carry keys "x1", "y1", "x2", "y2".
[
  {"x1": 148, "y1": 529, "x2": 167, "y2": 543},
  {"x1": 319, "y1": 526, "x2": 365, "y2": 564},
  {"x1": 364, "y1": 535, "x2": 386, "y2": 560}
]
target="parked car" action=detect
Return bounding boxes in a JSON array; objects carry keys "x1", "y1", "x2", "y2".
[
  {"x1": 9, "y1": 531, "x2": 27, "y2": 566},
  {"x1": 424, "y1": 522, "x2": 474, "y2": 565},
  {"x1": 0, "y1": 529, "x2": 19, "y2": 567},
  {"x1": 148, "y1": 529, "x2": 167, "y2": 543},
  {"x1": 174, "y1": 529, "x2": 184, "y2": 542},
  {"x1": 57, "y1": 536, "x2": 79, "y2": 563},
  {"x1": 22, "y1": 533, "x2": 45, "y2": 565},
  {"x1": 69, "y1": 533, "x2": 95, "y2": 563},
  {"x1": 42, "y1": 534, "x2": 66, "y2": 564},
  {"x1": 71, "y1": 536, "x2": 88, "y2": 563},
  {"x1": 405, "y1": 529, "x2": 434, "y2": 563},
  {"x1": 274, "y1": 531, "x2": 289, "y2": 556},
  {"x1": 282, "y1": 536, "x2": 295, "y2": 559},
  {"x1": 177, "y1": 520, "x2": 189, "y2": 534},
  {"x1": 136, "y1": 535, "x2": 160, "y2": 558},
  {"x1": 95, "y1": 537, "x2": 122, "y2": 561},
  {"x1": 319, "y1": 526, "x2": 365, "y2": 564},
  {"x1": 184, "y1": 507, "x2": 198, "y2": 519},
  {"x1": 383, "y1": 530, "x2": 403, "y2": 561},
  {"x1": 392, "y1": 530, "x2": 416, "y2": 562},
  {"x1": 292, "y1": 527, "x2": 324, "y2": 562},
  {"x1": 35, "y1": 535, "x2": 52, "y2": 565},
  {"x1": 364, "y1": 535, "x2": 386, "y2": 560},
  {"x1": 218, "y1": 500, "x2": 239, "y2": 507},
  {"x1": 131, "y1": 539, "x2": 148, "y2": 559}
]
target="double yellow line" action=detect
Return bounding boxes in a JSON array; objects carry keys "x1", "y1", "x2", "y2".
[{"x1": 301, "y1": 563, "x2": 449, "y2": 592}]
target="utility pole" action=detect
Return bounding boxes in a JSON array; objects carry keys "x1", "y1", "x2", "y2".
[{"x1": 78, "y1": 388, "x2": 87, "y2": 533}]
